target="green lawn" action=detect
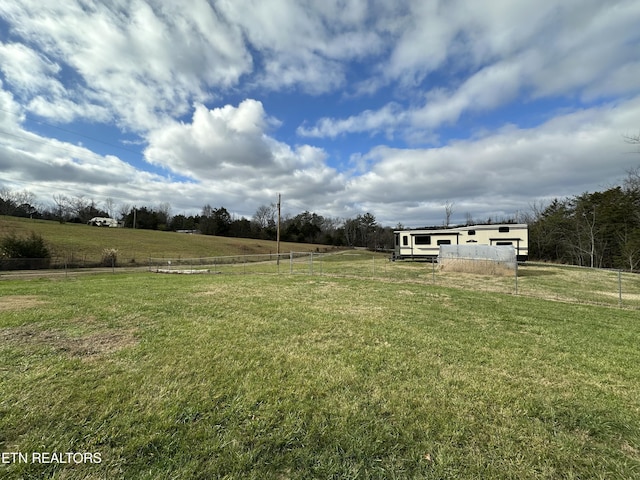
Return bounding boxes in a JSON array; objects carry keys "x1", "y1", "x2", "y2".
[{"x1": 1, "y1": 271, "x2": 639, "y2": 479}]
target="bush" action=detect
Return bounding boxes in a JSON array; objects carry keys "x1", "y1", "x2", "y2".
[
  {"x1": 101, "y1": 248, "x2": 118, "y2": 267},
  {"x1": 0, "y1": 231, "x2": 51, "y2": 259},
  {"x1": 0, "y1": 232, "x2": 51, "y2": 270}
]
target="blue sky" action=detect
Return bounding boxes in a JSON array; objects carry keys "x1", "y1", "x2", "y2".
[{"x1": 1, "y1": 0, "x2": 639, "y2": 227}]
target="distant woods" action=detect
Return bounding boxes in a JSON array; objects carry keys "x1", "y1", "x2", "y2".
[
  {"x1": 0, "y1": 190, "x2": 394, "y2": 250},
  {"x1": 163, "y1": 206, "x2": 396, "y2": 250},
  {"x1": 525, "y1": 167, "x2": 640, "y2": 270}
]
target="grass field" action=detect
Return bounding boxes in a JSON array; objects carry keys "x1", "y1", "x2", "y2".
[
  {"x1": 1, "y1": 268, "x2": 639, "y2": 479},
  {"x1": 165, "y1": 251, "x2": 640, "y2": 310},
  {"x1": 0, "y1": 216, "x2": 329, "y2": 265}
]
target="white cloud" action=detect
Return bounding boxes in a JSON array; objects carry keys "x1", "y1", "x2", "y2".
[
  {"x1": 0, "y1": 81, "x2": 25, "y2": 131},
  {"x1": 2, "y1": 92, "x2": 639, "y2": 226},
  {"x1": 298, "y1": 0, "x2": 640, "y2": 140},
  {"x1": 142, "y1": 99, "x2": 348, "y2": 215},
  {"x1": 0, "y1": 43, "x2": 62, "y2": 96},
  {"x1": 410, "y1": 57, "x2": 527, "y2": 129},
  {"x1": 215, "y1": 0, "x2": 386, "y2": 94},
  {"x1": 296, "y1": 56, "x2": 527, "y2": 140},
  {"x1": 340, "y1": 96, "x2": 640, "y2": 226},
  {"x1": 297, "y1": 103, "x2": 404, "y2": 138},
  {"x1": 0, "y1": 0, "x2": 252, "y2": 130},
  {"x1": 144, "y1": 100, "x2": 278, "y2": 177}
]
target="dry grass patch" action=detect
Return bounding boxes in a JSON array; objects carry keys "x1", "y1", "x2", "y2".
[
  {"x1": 439, "y1": 258, "x2": 514, "y2": 276},
  {"x1": 598, "y1": 291, "x2": 640, "y2": 301},
  {"x1": 0, "y1": 325, "x2": 138, "y2": 358},
  {"x1": 194, "y1": 285, "x2": 228, "y2": 296},
  {"x1": 0, "y1": 295, "x2": 48, "y2": 311},
  {"x1": 398, "y1": 289, "x2": 416, "y2": 295},
  {"x1": 622, "y1": 442, "x2": 640, "y2": 458}
]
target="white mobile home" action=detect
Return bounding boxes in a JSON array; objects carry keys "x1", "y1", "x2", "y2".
[
  {"x1": 88, "y1": 217, "x2": 119, "y2": 227},
  {"x1": 393, "y1": 223, "x2": 528, "y2": 262}
]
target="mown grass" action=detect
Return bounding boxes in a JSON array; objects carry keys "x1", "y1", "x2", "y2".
[
  {"x1": 0, "y1": 216, "x2": 329, "y2": 264},
  {"x1": 311, "y1": 252, "x2": 640, "y2": 309},
  {"x1": 1, "y1": 272, "x2": 639, "y2": 479}
]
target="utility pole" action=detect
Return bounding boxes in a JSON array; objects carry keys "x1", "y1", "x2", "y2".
[{"x1": 276, "y1": 193, "x2": 281, "y2": 265}]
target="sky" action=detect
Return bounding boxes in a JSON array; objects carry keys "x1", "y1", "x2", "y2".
[{"x1": 1, "y1": 0, "x2": 639, "y2": 228}]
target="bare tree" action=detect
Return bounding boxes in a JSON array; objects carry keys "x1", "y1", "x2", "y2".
[
  {"x1": 342, "y1": 217, "x2": 359, "y2": 247},
  {"x1": 157, "y1": 202, "x2": 172, "y2": 225},
  {"x1": 618, "y1": 228, "x2": 640, "y2": 273},
  {"x1": 444, "y1": 200, "x2": 454, "y2": 227},
  {"x1": 15, "y1": 190, "x2": 36, "y2": 207},
  {"x1": 201, "y1": 204, "x2": 213, "y2": 218},
  {"x1": 104, "y1": 197, "x2": 116, "y2": 218},
  {"x1": 71, "y1": 195, "x2": 89, "y2": 220},
  {"x1": 574, "y1": 206, "x2": 598, "y2": 268},
  {"x1": 252, "y1": 203, "x2": 277, "y2": 229},
  {"x1": 464, "y1": 212, "x2": 474, "y2": 226},
  {"x1": 623, "y1": 166, "x2": 640, "y2": 193},
  {"x1": 0, "y1": 188, "x2": 36, "y2": 215},
  {"x1": 52, "y1": 194, "x2": 71, "y2": 223},
  {"x1": 119, "y1": 203, "x2": 131, "y2": 222}
]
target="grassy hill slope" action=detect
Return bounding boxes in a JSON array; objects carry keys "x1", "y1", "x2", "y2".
[{"x1": 0, "y1": 216, "x2": 331, "y2": 263}]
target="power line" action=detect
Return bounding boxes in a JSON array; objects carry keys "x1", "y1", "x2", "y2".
[
  {"x1": 0, "y1": 127, "x2": 138, "y2": 162},
  {"x1": 0, "y1": 105, "x2": 145, "y2": 157}
]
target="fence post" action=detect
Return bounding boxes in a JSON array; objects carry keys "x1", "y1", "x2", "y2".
[
  {"x1": 618, "y1": 270, "x2": 622, "y2": 307},
  {"x1": 515, "y1": 260, "x2": 519, "y2": 295},
  {"x1": 310, "y1": 252, "x2": 314, "y2": 275},
  {"x1": 432, "y1": 258, "x2": 435, "y2": 282},
  {"x1": 290, "y1": 252, "x2": 293, "y2": 274}
]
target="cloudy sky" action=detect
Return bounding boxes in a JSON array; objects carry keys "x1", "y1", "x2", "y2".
[{"x1": 1, "y1": 0, "x2": 639, "y2": 227}]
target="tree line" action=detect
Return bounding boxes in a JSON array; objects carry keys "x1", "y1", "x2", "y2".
[
  {"x1": 0, "y1": 189, "x2": 394, "y2": 249},
  {"x1": 131, "y1": 204, "x2": 395, "y2": 250},
  {"x1": 524, "y1": 167, "x2": 640, "y2": 270}
]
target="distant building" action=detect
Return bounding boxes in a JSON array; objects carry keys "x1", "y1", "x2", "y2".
[{"x1": 88, "y1": 217, "x2": 119, "y2": 227}]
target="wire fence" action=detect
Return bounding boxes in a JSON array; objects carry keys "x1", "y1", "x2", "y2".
[
  {"x1": 147, "y1": 252, "x2": 318, "y2": 275},
  {"x1": 146, "y1": 252, "x2": 640, "y2": 309},
  {"x1": 2, "y1": 251, "x2": 639, "y2": 309},
  {"x1": 0, "y1": 254, "x2": 139, "y2": 271}
]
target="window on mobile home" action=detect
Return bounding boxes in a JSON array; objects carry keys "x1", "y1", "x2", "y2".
[
  {"x1": 496, "y1": 241, "x2": 513, "y2": 246},
  {"x1": 498, "y1": 226, "x2": 510, "y2": 233},
  {"x1": 414, "y1": 235, "x2": 431, "y2": 245},
  {"x1": 468, "y1": 230, "x2": 476, "y2": 235},
  {"x1": 403, "y1": 236, "x2": 408, "y2": 246},
  {"x1": 437, "y1": 239, "x2": 451, "y2": 245}
]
